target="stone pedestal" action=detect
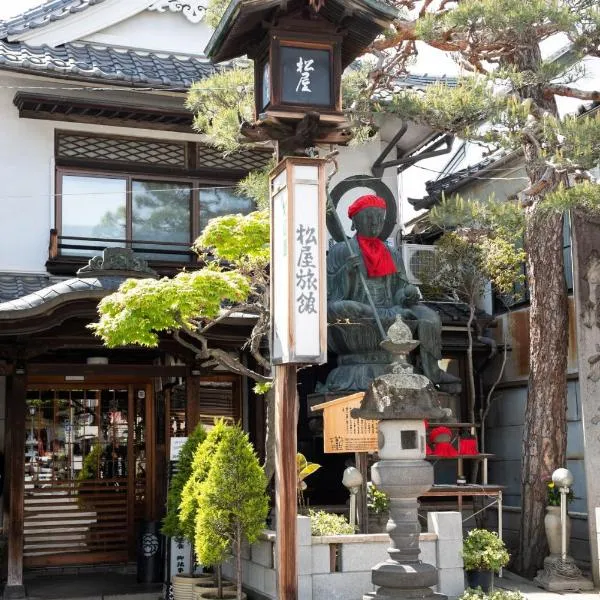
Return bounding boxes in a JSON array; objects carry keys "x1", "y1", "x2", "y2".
[{"x1": 534, "y1": 556, "x2": 594, "y2": 592}]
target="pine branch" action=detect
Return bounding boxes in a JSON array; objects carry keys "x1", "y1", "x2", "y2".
[{"x1": 543, "y1": 84, "x2": 600, "y2": 102}]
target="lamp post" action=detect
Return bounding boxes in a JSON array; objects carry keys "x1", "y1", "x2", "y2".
[
  {"x1": 552, "y1": 468, "x2": 573, "y2": 563},
  {"x1": 342, "y1": 466, "x2": 363, "y2": 530},
  {"x1": 535, "y1": 467, "x2": 593, "y2": 591},
  {"x1": 205, "y1": 4, "x2": 399, "y2": 598}
]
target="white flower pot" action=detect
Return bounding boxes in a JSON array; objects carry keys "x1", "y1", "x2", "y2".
[
  {"x1": 172, "y1": 573, "x2": 214, "y2": 600},
  {"x1": 192, "y1": 581, "x2": 235, "y2": 600},
  {"x1": 197, "y1": 591, "x2": 246, "y2": 600}
]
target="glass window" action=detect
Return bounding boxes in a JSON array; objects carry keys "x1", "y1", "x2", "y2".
[
  {"x1": 61, "y1": 175, "x2": 126, "y2": 255},
  {"x1": 132, "y1": 180, "x2": 192, "y2": 260},
  {"x1": 58, "y1": 171, "x2": 255, "y2": 263},
  {"x1": 199, "y1": 188, "x2": 254, "y2": 233}
]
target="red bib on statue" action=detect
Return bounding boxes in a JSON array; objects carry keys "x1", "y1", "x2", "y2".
[{"x1": 356, "y1": 235, "x2": 397, "y2": 277}]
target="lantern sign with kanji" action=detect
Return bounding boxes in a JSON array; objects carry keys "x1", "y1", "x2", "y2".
[
  {"x1": 270, "y1": 157, "x2": 327, "y2": 364},
  {"x1": 205, "y1": 0, "x2": 398, "y2": 142},
  {"x1": 256, "y1": 27, "x2": 341, "y2": 120}
]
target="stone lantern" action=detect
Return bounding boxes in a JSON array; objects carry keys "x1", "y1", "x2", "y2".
[{"x1": 352, "y1": 317, "x2": 451, "y2": 600}]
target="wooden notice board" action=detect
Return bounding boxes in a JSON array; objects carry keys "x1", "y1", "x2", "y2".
[{"x1": 311, "y1": 392, "x2": 378, "y2": 453}]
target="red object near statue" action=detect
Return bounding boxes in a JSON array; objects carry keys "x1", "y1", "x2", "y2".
[
  {"x1": 429, "y1": 426, "x2": 458, "y2": 457},
  {"x1": 458, "y1": 437, "x2": 478, "y2": 455}
]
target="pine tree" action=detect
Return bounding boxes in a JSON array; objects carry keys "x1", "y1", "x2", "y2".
[
  {"x1": 194, "y1": 425, "x2": 269, "y2": 600},
  {"x1": 179, "y1": 419, "x2": 229, "y2": 542},
  {"x1": 162, "y1": 423, "x2": 207, "y2": 545}
]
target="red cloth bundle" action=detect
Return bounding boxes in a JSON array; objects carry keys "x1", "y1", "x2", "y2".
[
  {"x1": 430, "y1": 426, "x2": 458, "y2": 457},
  {"x1": 459, "y1": 437, "x2": 478, "y2": 455}
]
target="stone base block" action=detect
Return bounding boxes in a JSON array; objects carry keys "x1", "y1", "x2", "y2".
[
  {"x1": 3, "y1": 584, "x2": 26, "y2": 599},
  {"x1": 534, "y1": 556, "x2": 594, "y2": 592},
  {"x1": 364, "y1": 590, "x2": 447, "y2": 600},
  {"x1": 371, "y1": 559, "x2": 438, "y2": 589}
]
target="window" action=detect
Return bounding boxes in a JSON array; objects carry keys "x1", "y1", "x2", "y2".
[
  {"x1": 56, "y1": 170, "x2": 254, "y2": 263},
  {"x1": 493, "y1": 215, "x2": 573, "y2": 312}
]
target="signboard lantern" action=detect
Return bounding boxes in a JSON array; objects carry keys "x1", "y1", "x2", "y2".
[
  {"x1": 254, "y1": 20, "x2": 343, "y2": 123},
  {"x1": 270, "y1": 156, "x2": 327, "y2": 365},
  {"x1": 205, "y1": 0, "x2": 399, "y2": 142}
]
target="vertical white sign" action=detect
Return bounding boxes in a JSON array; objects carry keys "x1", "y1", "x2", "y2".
[
  {"x1": 270, "y1": 158, "x2": 326, "y2": 365},
  {"x1": 272, "y1": 169, "x2": 290, "y2": 362},
  {"x1": 169, "y1": 537, "x2": 192, "y2": 578},
  {"x1": 293, "y1": 166, "x2": 321, "y2": 359}
]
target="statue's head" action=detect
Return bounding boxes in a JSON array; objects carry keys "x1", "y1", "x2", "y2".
[{"x1": 348, "y1": 195, "x2": 386, "y2": 238}]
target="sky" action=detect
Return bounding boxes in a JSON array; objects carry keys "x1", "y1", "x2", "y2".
[{"x1": 0, "y1": 0, "x2": 42, "y2": 19}]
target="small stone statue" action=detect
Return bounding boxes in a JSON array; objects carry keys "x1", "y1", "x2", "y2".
[{"x1": 322, "y1": 194, "x2": 460, "y2": 392}]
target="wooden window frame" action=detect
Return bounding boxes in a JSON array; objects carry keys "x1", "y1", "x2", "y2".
[{"x1": 54, "y1": 166, "x2": 247, "y2": 267}]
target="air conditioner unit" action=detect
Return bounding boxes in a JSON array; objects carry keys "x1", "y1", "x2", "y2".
[{"x1": 402, "y1": 244, "x2": 438, "y2": 284}]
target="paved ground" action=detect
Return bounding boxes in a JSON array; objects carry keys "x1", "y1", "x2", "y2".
[
  {"x1": 499, "y1": 571, "x2": 599, "y2": 599},
  {"x1": 2, "y1": 569, "x2": 597, "y2": 600},
  {"x1": 21, "y1": 572, "x2": 162, "y2": 600}
]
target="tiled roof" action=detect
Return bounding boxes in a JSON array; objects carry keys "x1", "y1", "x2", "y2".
[
  {"x1": 0, "y1": 0, "x2": 108, "y2": 38},
  {"x1": 409, "y1": 152, "x2": 509, "y2": 211},
  {"x1": 423, "y1": 301, "x2": 492, "y2": 326},
  {"x1": 373, "y1": 74, "x2": 458, "y2": 103},
  {"x1": 0, "y1": 274, "x2": 125, "y2": 316},
  {"x1": 0, "y1": 273, "x2": 64, "y2": 304},
  {"x1": 0, "y1": 39, "x2": 217, "y2": 89}
]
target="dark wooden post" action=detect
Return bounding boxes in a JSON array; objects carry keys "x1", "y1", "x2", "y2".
[
  {"x1": 4, "y1": 368, "x2": 26, "y2": 599},
  {"x1": 275, "y1": 364, "x2": 298, "y2": 600}
]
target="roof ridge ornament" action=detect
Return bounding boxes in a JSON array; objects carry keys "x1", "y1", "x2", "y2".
[
  {"x1": 148, "y1": 0, "x2": 207, "y2": 23},
  {"x1": 77, "y1": 248, "x2": 158, "y2": 278}
]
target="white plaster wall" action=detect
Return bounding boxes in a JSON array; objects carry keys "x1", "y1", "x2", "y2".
[
  {"x1": 0, "y1": 74, "x2": 207, "y2": 274},
  {"x1": 83, "y1": 10, "x2": 213, "y2": 57}
]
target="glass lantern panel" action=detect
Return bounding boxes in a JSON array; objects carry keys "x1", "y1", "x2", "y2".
[{"x1": 280, "y1": 46, "x2": 331, "y2": 106}]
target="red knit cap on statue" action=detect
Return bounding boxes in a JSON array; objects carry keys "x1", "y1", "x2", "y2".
[
  {"x1": 348, "y1": 195, "x2": 386, "y2": 219},
  {"x1": 346, "y1": 194, "x2": 395, "y2": 277}
]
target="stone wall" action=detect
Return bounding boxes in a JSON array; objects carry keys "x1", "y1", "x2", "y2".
[{"x1": 222, "y1": 512, "x2": 465, "y2": 600}]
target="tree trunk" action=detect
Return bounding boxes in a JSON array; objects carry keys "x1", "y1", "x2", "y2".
[
  {"x1": 466, "y1": 303, "x2": 476, "y2": 427},
  {"x1": 236, "y1": 528, "x2": 242, "y2": 600},
  {"x1": 505, "y1": 37, "x2": 566, "y2": 578},
  {"x1": 518, "y1": 206, "x2": 568, "y2": 578}
]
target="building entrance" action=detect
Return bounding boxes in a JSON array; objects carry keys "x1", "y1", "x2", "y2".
[{"x1": 23, "y1": 383, "x2": 153, "y2": 568}]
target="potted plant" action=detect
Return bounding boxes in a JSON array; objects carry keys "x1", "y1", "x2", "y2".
[
  {"x1": 366, "y1": 482, "x2": 389, "y2": 533},
  {"x1": 179, "y1": 419, "x2": 229, "y2": 596},
  {"x1": 462, "y1": 528, "x2": 509, "y2": 591},
  {"x1": 194, "y1": 424, "x2": 269, "y2": 600},
  {"x1": 161, "y1": 423, "x2": 211, "y2": 599},
  {"x1": 545, "y1": 480, "x2": 574, "y2": 555}
]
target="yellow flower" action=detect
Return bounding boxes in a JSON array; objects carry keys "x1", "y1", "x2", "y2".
[{"x1": 548, "y1": 482, "x2": 555, "y2": 488}]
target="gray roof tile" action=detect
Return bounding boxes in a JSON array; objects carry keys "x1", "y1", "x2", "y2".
[
  {"x1": 0, "y1": 0, "x2": 108, "y2": 38},
  {"x1": 0, "y1": 274, "x2": 64, "y2": 303},
  {"x1": 0, "y1": 275, "x2": 125, "y2": 314},
  {"x1": 0, "y1": 40, "x2": 217, "y2": 89},
  {"x1": 409, "y1": 152, "x2": 509, "y2": 211}
]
